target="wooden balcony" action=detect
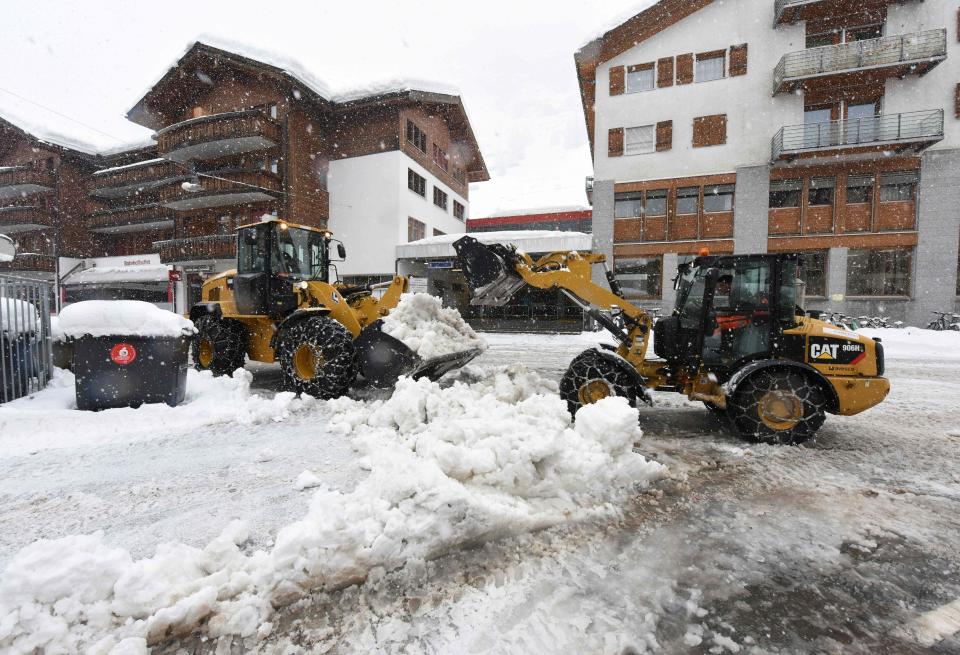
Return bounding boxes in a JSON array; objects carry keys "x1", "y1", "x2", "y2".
[
  {"x1": 87, "y1": 204, "x2": 175, "y2": 234},
  {"x1": 773, "y1": 29, "x2": 947, "y2": 94},
  {"x1": 0, "y1": 253, "x2": 56, "y2": 273},
  {"x1": 88, "y1": 159, "x2": 187, "y2": 199},
  {"x1": 773, "y1": 0, "x2": 917, "y2": 27},
  {"x1": 154, "y1": 235, "x2": 237, "y2": 265},
  {"x1": 159, "y1": 169, "x2": 281, "y2": 211},
  {"x1": 155, "y1": 110, "x2": 281, "y2": 163},
  {"x1": 772, "y1": 110, "x2": 944, "y2": 163},
  {"x1": 0, "y1": 206, "x2": 53, "y2": 233},
  {"x1": 0, "y1": 166, "x2": 56, "y2": 201}
]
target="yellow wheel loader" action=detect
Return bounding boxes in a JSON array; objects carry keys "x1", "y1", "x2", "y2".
[
  {"x1": 188, "y1": 218, "x2": 481, "y2": 398},
  {"x1": 453, "y1": 236, "x2": 889, "y2": 444}
]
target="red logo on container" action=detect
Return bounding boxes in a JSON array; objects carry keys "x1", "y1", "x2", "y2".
[{"x1": 110, "y1": 343, "x2": 137, "y2": 365}]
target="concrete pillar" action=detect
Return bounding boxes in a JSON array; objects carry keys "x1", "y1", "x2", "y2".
[
  {"x1": 661, "y1": 252, "x2": 679, "y2": 314},
  {"x1": 826, "y1": 247, "x2": 848, "y2": 307},
  {"x1": 911, "y1": 149, "x2": 960, "y2": 327},
  {"x1": 591, "y1": 179, "x2": 616, "y2": 288},
  {"x1": 733, "y1": 165, "x2": 771, "y2": 254}
]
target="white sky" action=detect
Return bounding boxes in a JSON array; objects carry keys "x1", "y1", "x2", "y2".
[{"x1": 0, "y1": 0, "x2": 657, "y2": 217}]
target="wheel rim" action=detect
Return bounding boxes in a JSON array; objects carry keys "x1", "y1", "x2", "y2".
[
  {"x1": 757, "y1": 390, "x2": 803, "y2": 431},
  {"x1": 578, "y1": 379, "x2": 613, "y2": 405},
  {"x1": 198, "y1": 337, "x2": 214, "y2": 368},
  {"x1": 292, "y1": 343, "x2": 325, "y2": 381}
]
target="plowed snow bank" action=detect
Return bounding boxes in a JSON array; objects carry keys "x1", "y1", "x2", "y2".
[{"x1": 0, "y1": 366, "x2": 665, "y2": 653}]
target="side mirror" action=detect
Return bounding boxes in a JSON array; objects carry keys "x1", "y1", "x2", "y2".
[
  {"x1": 0, "y1": 234, "x2": 15, "y2": 263},
  {"x1": 337, "y1": 243, "x2": 346, "y2": 259}
]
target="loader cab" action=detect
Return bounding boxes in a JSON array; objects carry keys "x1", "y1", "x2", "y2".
[
  {"x1": 234, "y1": 220, "x2": 330, "y2": 317},
  {"x1": 655, "y1": 254, "x2": 802, "y2": 379}
]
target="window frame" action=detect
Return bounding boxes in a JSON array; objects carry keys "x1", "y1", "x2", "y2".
[
  {"x1": 845, "y1": 174, "x2": 875, "y2": 205},
  {"x1": 625, "y1": 63, "x2": 656, "y2": 93},
  {"x1": 695, "y1": 52, "x2": 726, "y2": 83},
  {"x1": 614, "y1": 256, "x2": 663, "y2": 300},
  {"x1": 879, "y1": 171, "x2": 917, "y2": 203},
  {"x1": 624, "y1": 124, "x2": 656, "y2": 156},
  {"x1": 703, "y1": 184, "x2": 735, "y2": 213},
  {"x1": 433, "y1": 186, "x2": 449, "y2": 211},
  {"x1": 769, "y1": 179, "x2": 803, "y2": 209},
  {"x1": 797, "y1": 250, "x2": 828, "y2": 298},
  {"x1": 614, "y1": 192, "x2": 643, "y2": 219},
  {"x1": 407, "y1": 168, "x2": 426, "y2": 197},
  {"x1": 645, "y1": 189, "x2": 668, "y2": 216},
  {"x1": 453, "y1": 200, "x2": 465, "y2": 220},
  {"x1": 676, "y1": 186, "x2": 700, "y2": 215},
  {"x1": 406, "y1": 120, "x2": 427, "y2": 153},
  {"x1": 407, "y1": 217, "x2": 426, "y2": 242},
  {"x1": 807, "y1": 176, "x2": 836, "y2": 207},
  {"x1": 846, "y1": 247, "x2": 913, "y2": 298}
]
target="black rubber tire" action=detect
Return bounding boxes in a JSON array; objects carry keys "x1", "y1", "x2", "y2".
[
  {"x1": 192, "y1": 316, "x2": 247, "y2": 376},
  {"x1": 703, "y1": 401, "x2": 727, "y2": 417},
  {"x1": 277, "y1": 317, "x2": 358, "y2": 399},
  {"x1": 559, "y1": 349, "x2": 638, "y2": 418},
  {"x1": 727, "y1": 370, "x2": 827, "y2": 445}
]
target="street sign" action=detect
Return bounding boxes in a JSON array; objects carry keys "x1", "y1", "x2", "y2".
[{"x1": 428, "y1": 260, "x2": 454, "y2": 269}]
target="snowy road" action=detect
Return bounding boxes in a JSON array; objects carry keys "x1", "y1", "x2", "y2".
[{"x1": 2, "y1": 329, "x2": 959, "y2": 653}]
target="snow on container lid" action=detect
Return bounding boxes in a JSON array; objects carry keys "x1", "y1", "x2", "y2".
[
  {"x1": 58, "y1": 300, "x2": 196, "y2": 339},
  {"x1": 0, "y1": 297, "x2": 40, "y2": 337}
]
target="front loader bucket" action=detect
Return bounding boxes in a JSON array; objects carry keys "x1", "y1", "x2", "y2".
[
  {"x1": 409, "y1": 347, "x2": 484, "y2": 382},
  {"x1": 355, "y1": 321, "x2": 421, "y2": 388},
  {"x1": 355, "y1": 321, "x2": 483, "y2": 387},
  {"x1": 453, "y1": 236, "x2": 527, "y2": 307}
]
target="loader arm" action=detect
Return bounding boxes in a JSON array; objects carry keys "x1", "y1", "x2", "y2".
[{"x1": 453, "y1": 236, "x2": 663, "y2": 384}]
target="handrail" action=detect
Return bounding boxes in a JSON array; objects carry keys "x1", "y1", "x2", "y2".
[
  {"x1": 154, "y1": 108, "x2": 273, "y2": 137},
  {"x1": 773, "y1": 29, "x2": 947, "y2": 93},
  {"x1": 772, "y1": 109, "x2": 944, "y2": 160}
]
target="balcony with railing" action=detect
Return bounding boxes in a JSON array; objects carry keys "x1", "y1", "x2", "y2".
[
  {"x1": 773, "y1": 0, "x2": 916, "y2": 27},
  {"x1": 87, "y1": 204, "x2": 176, "y2": 234},
  {"x1": 0, "y1": 253, "x2": 56, "y2": 273},
  {"x1": 88, "y1": 159, "x2": 187, "y2": 199},
  {"x1": 0, "y1": 165, "x2": 56, "y2": 201},
  {"x1": 159, "y1": 169, "x2": 281, "y2": 211},
  {"x1": 773, "y1": 29, "x2": 947, "y2": 94},
  {"x1": 0, "y1": 205, "x2": 54, "y2": 233},
  {"x1": 154, "y1": 234, "x2": 237, "y2": 265},
  {"x1": 772, "y1": 109, "x2": 944, "y2": 162},
  {"x1": 155, "y1": 109, "x2": 281, "y2": 163}
]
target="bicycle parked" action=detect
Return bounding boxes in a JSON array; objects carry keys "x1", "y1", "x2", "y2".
[{"x1": 927, "y1": 311, "x2": 960, "y2": 331}]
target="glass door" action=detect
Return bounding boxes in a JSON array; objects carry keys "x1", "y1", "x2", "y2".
[{"x1": 804, "y1": 107, "x2": 833, "y2": 149}]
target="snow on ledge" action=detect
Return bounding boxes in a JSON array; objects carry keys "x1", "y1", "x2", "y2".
[
  {"x1": 65, "y1": 264, "x2": 171, "y2": 285},
  {"x1": 58, "y1": 300, "x2": 195, "y2": 339}
]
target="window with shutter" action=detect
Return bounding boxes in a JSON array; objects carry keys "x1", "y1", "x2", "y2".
[
  {"x1": 656, "y1": 121, "x2": 673, "y2": 151},
  {"x1": 657, "y1": 57, "x2": 674, "y2": 87},
  {"x1": 693, "y1": 114, "x2": 727, "y2": 147},
  {"x1": 676, "y1": 54, "x2": 694, "y2": 84},
  {"x1": 625, "y1": 126, "x2": 656, "y2": 155},
  {"x1": 609, "y1": 66, "x2": 625, "y2": 95},
  {"x1": 695, "y1": 51, "x2": 726, "y2": 82},
  {"x1": 729, "y1": 44, "x2": 748, "y2": 76},
  {"x1": 608, "y1": 128, "x2": 624, "y2": 157},
  {"x1": 626, "y1": 63, "x2": 655, "y2": 93}
]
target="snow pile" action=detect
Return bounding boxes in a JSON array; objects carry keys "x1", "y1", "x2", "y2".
[
  {"x1": 382, "y1": 293, "x2": 486, "y2": 359},
  {"x1": 0, "y1": 368, "x2": 316, "y2": 457},
  {"x1": 858, "y1": 327, "x2": 960, "y2": 361},
  {"x1": 58, "y1": 300, "x2": 195, "y2": 339},
  {"x1": 0, "y1": 298, "x2": 39, "y2": 337},
  {"x1": 0, "y1": 366, "x2": 665, "y2": 652}
]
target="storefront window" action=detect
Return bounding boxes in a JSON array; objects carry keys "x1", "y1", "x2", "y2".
[
  {"x1": 797, "y1": 251, "x2": 827, "y2": 297},
  {"x1": 615, "y1": 257, "x2": 662, "y2": 299},
  {"x1": 847, "y1": 248, "x2": 912, "y2": 297}
]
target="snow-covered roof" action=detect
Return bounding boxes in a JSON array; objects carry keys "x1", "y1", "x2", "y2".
[
  {"x1": 0, "y1": 97, "x2": 153, "y2": 157},
  {"x1": 480, "y1": 206, "x2": 591, "y2": 219},
  {"x1": 63, "y1": 264, "x2": 171, "y2": 285},
  {"x1": 577, "y1": 0, "x2": 661, "y2": 50},
  {"x1": 396, "y1": 230, "x2": 592, "y2": 260}
]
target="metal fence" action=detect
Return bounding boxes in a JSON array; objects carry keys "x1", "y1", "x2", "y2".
[
  {"x1": 773, "y1": 29, "x2": 947, "y2": 93},
  {"x1": 0, "y1": 274, "x2": 54, "y2": 403},
  {"x1": 772, "y1": 109, "x2": 944, "y2": 161}
]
